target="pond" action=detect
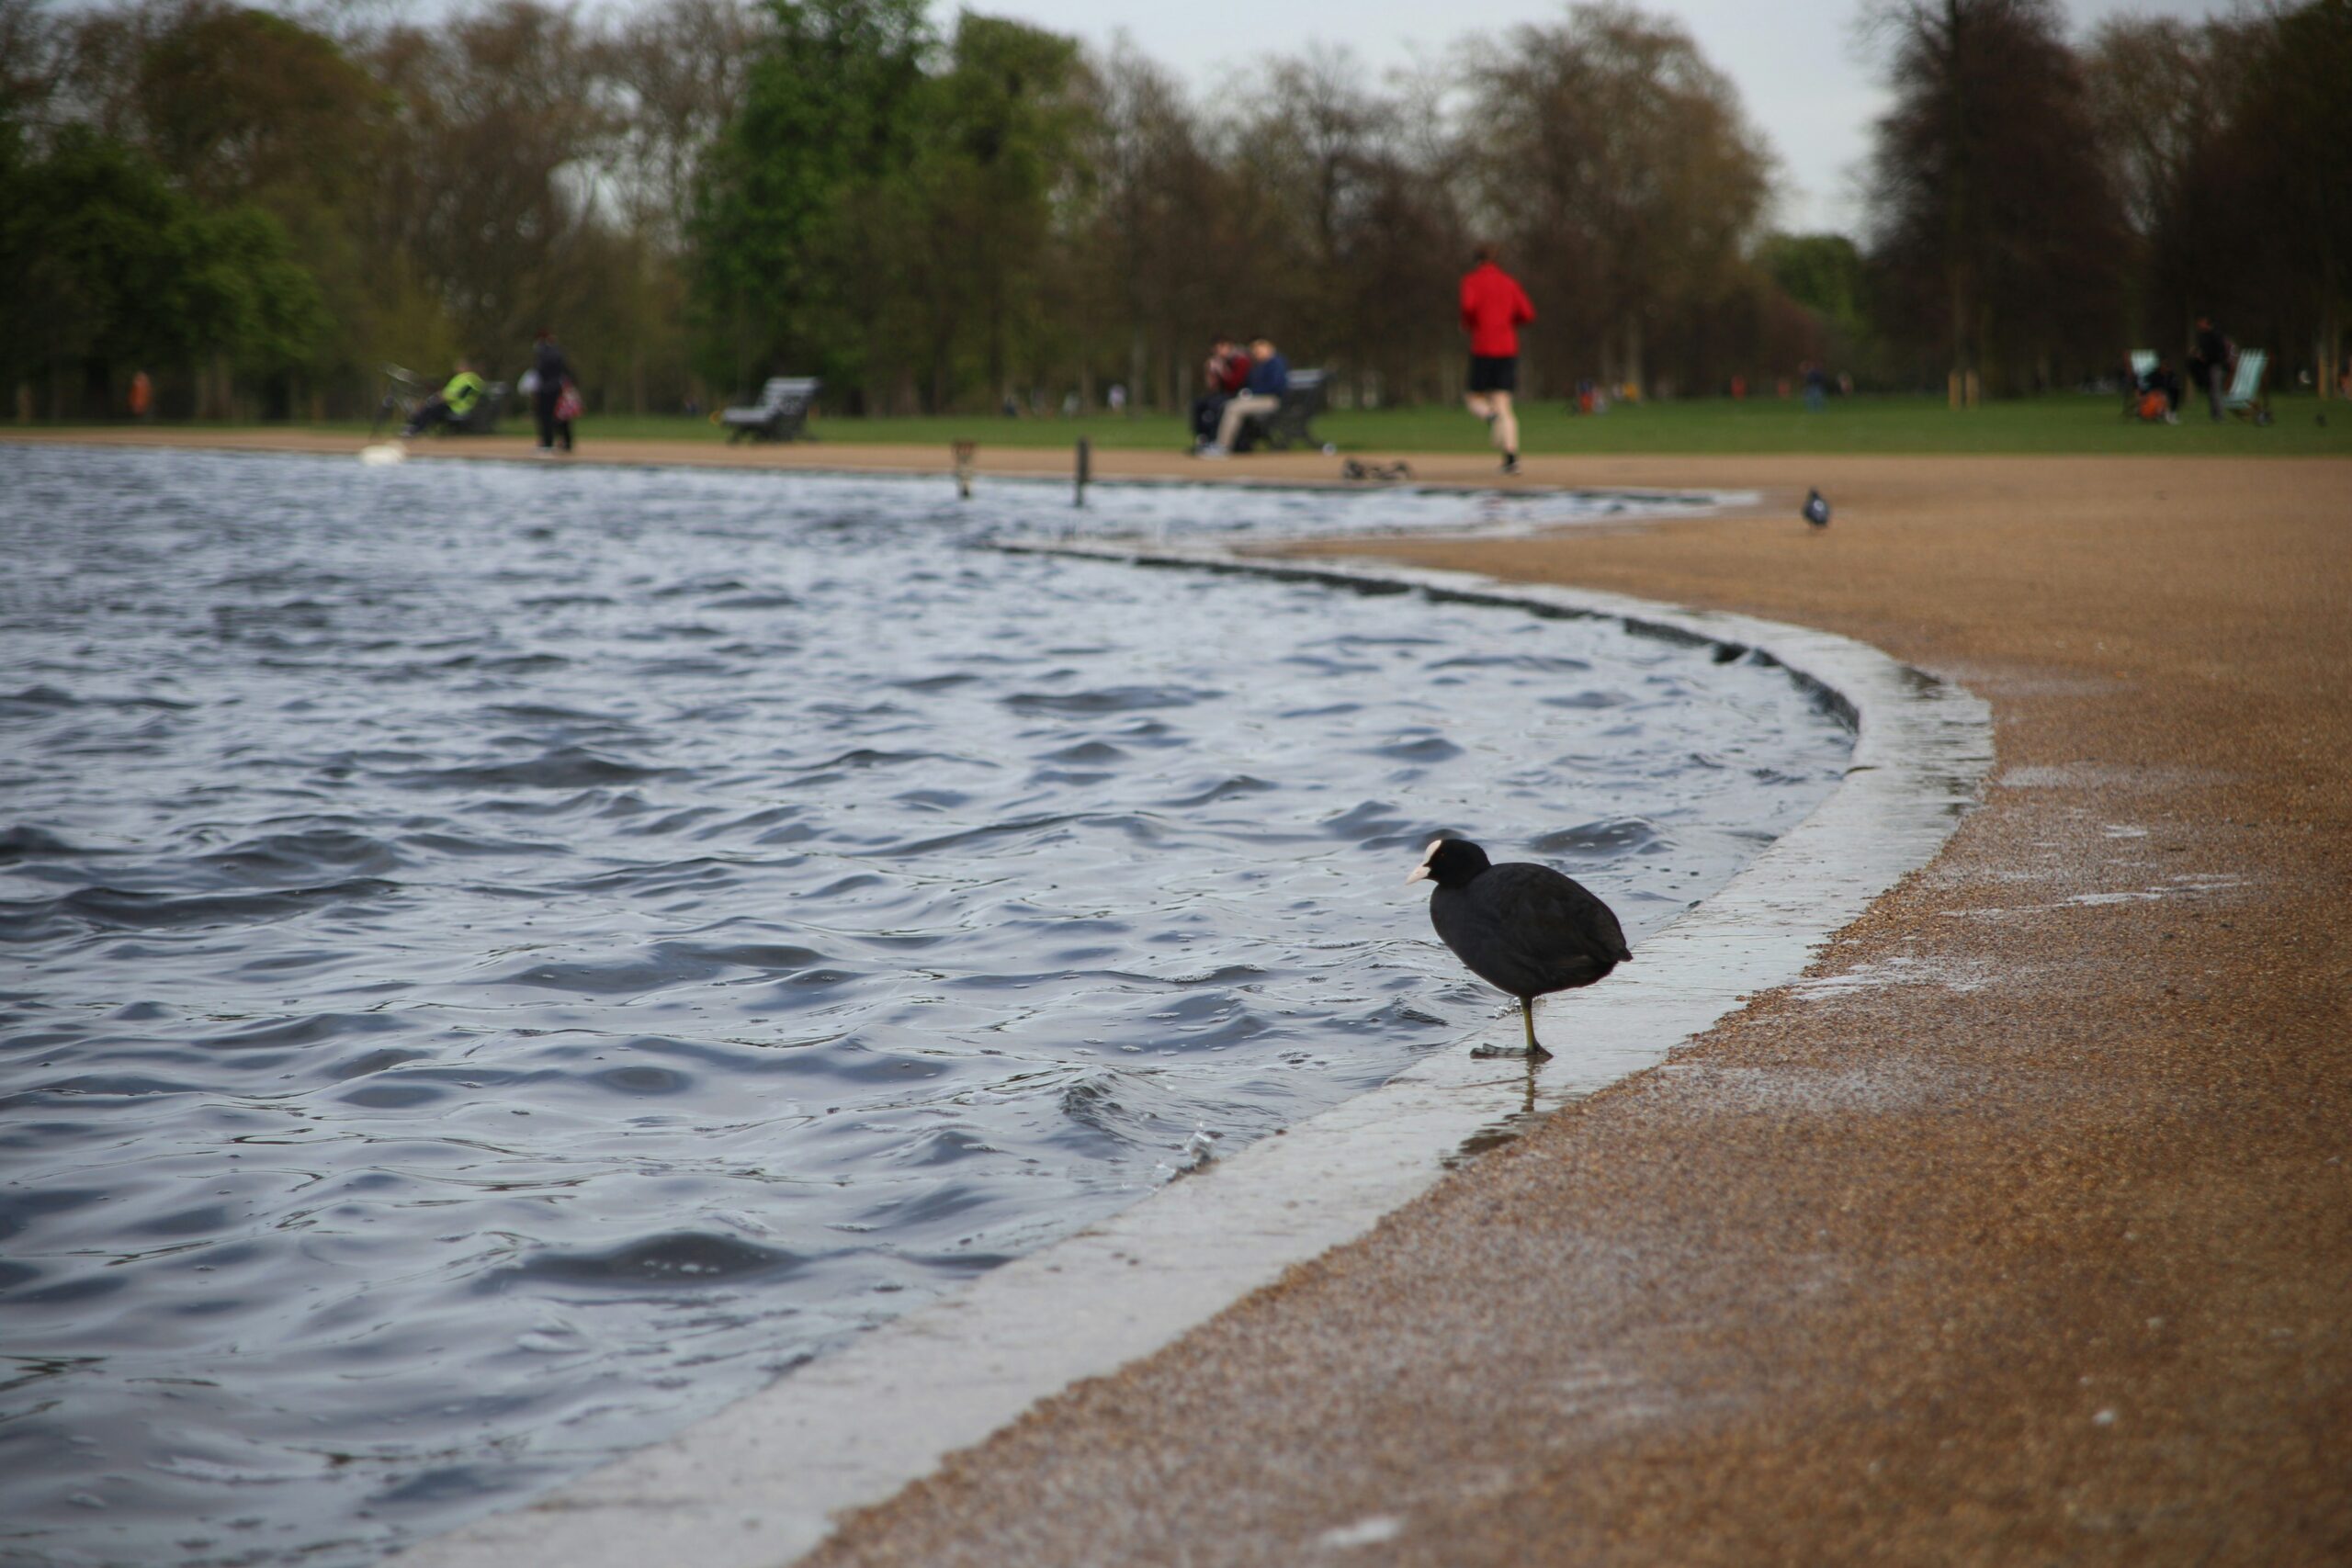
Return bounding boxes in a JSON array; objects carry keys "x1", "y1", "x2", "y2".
[{"x1": 0, "y1": 446, "x2": 1848, "y2": 1566}]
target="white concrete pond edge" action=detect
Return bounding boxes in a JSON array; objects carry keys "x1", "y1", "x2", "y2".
[{"x1": 392, "y1": 545, "x2": 1994, "y2": 1568}]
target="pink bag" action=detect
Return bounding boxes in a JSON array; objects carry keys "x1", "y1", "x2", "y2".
[{"x1": 554, "y1": 380, "x2": 583, "y2": 422}]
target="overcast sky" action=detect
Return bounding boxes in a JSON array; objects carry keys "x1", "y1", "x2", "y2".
[{"x1": 981, "y1": 0, "x2": 2243, "y2": 232}]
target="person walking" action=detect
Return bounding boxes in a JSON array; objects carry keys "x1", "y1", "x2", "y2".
[
  {"x1": 1460, "y1": 243, "x2": 1535, "y2": 474},
  {"x1": 531, "y1": 328, "x2": 572, "y2": 455}
]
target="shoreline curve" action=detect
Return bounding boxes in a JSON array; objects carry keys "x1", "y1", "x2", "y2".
[{"x1": 388, "y1": 544, "x2": 1991, "y2": 1568}]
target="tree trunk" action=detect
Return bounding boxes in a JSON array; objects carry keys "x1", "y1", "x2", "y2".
[{"x1": 2320, "y1": 250, "x2": 2339, "y2": 401}]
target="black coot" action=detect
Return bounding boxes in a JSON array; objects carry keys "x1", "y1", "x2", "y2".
[{"x1": 1407, "y1": 837, "x2": 1631, "y2": 1058}]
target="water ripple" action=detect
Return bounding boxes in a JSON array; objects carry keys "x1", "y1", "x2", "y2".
[{"x1": 0, "y1": 445, "x2": 1848, "y2": 1567}]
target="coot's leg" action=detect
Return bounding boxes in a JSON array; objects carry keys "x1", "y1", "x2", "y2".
[{"x1": 1521, "y1": 998, "x2": 1552, "y2": 1060}]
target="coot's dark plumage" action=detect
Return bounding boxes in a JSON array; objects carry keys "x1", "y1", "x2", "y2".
[{"x1": 1407, "y1": 837, "x2": 1631, "y2": 1057}]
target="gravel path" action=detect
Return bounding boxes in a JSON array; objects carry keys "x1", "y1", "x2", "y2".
[{"x1": 790, "y1": 454, "x2": 2351, "y2": 1567}]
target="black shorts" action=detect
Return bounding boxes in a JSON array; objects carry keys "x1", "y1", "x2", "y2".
[{"x1": 1467, "y1": 355, "x2": 1518, "y2": 394}]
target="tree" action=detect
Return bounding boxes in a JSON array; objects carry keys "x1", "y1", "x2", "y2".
[
  {"x1": 595, "y1": 0, "x2": 763, "y2": 251},
  {"x1": 2163, "y1": 0, "x2": 2352, "y2": 395},
  {"x1": 1462, "y1": 3, "x2": 1773, "y2": 395},
  {"x1": 0, "y1": 125, "x2": 321, "y2": 416},
  {"x1": 1068, "y1": 42, "x2": 1225, "y2": 411},
  {"x1": 692, "y1": 0, "x2": 933, "y2": 398},
  {"x1": 365, "y1": 2, "x2": 614, "y2": 366},
  {"x1": 1759, "y1": 231, "x2": 1876, "y2": 375},
  {"x1": 883, "y1": 13, "x2": 1090, "y2": 410},
  {"x1": 132, "y1": 2, "x2": 385, "y2": 210},
  {"x1": 1863, "y1": 0, "x2": 2128, "y2": 395},
  {"x1": 2082, "y1": 13, "x2": 2262, "y2": 351}
]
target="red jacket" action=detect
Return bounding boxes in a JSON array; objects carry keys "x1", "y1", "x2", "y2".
[{"x1": 1460, "y1": 263, "x2": 1535, "y2": 357}]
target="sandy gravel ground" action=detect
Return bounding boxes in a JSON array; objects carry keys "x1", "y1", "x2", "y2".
[
  {"x1": 790, "y1": 454, "x2": 2351, "y2": 1567},
  {"x1": 16, "y1": 431, "x2": 2350, "y2": 1562}
]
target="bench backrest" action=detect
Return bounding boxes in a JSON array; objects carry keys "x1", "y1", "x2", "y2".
[
  {"x1": 1273, "y1": 370, "x2": 1329, "y2": 429},
  {"x1": 756, "y1": 377, "x2": 821, "y2": 408}
]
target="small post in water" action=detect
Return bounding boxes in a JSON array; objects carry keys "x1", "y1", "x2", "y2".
[
  {"x1": 952, "y1": 440, "x2": 977, "y2": 500},
  {"x1": 1073, "y1": 436, "x2": 1091, "y2": 509}
]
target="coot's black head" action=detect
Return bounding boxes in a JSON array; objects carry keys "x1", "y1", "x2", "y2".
[{"x1": 1406, "y1": 837, "x2": 1490, "y2": 890}]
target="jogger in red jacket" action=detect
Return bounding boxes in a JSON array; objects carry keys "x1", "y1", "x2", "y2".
[{"x1": 1460, "y1": 245, "x2": 1535, "y2": 474}]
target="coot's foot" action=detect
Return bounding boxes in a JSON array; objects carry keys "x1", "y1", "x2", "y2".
[{"x1": 1470, "y1": 1042, "x2": 1552, "y2": 1060}]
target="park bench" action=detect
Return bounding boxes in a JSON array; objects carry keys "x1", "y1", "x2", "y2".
[
  {"x1": 1233, "y1": 368, "x2": 1331, "y2": 453},
  {"x1": 721, "y1": 377, "x2": 821, "y2": 443}
]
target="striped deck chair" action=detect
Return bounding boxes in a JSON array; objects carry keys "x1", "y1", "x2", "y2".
[{"x1": 2222, "y1": 349, "x2": 2270, "y2": 423}]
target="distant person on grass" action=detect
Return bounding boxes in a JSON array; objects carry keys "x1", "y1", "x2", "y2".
[
  {"x1": 402, "y1": 360, "x2": 485, "y2": 437},
  {"x1": 2190, "y1": 316, "x2": 2235, "y2": 423},
  {"x1": 1201, "y1": 337, "x2": 1287, "y2": 457},
  {"x1": 1461, "y1": 243, "x2": 1535, "y2": 475},
  {"x1": 532, "y1": 329, "x2": 573, "y2": 455}
]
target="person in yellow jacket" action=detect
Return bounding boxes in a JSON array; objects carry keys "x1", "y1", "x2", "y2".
[{"x1": 402, "y1": 360, "x2": 487, "y2": 437}]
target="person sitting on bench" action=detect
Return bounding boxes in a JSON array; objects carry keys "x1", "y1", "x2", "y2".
[
  {"x1": 1200, "y1": 337, "x2": 1287, "y2": 457},
  {"x1": 1190, "y1": 336, "x2": 1251, "y2": 452},
  {"x1": 403, "y1": 361, "x2": 486, "y2": 437}
]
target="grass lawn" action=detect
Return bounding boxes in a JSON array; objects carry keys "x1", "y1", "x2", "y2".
[
  {"x1": 563, "y1": 391, "x2": 2352, "y2": 457},
  {"x1": 34, "y1": 391, "x2": 2352, "y2": 457}
]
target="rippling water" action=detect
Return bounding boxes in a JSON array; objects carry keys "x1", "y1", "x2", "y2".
[{"x1": 0, "y1": 446, "x2": 1848, "y2": 1566}]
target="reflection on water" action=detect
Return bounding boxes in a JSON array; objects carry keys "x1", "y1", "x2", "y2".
[{"x1": 0, "y1": 446, "x2": 1846, "y2": 1566}]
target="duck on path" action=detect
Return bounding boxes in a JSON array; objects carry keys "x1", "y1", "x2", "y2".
[{"x1": 1407, "y1": 836, "x2": 1631, "y2": 1058}]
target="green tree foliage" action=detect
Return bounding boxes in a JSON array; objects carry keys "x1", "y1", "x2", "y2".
[
  {"x1": 904, "y1": 14, "x2": 1089, "y2": 407},
  {"x1": 692, "y1": 0, "x2": 933, "y2": 396},
  {"x1": 116, "y1": 1, "x2": 385, "y2": 400},
  {"x1": 1762, "y1": 235, "x2": 1869, "y2": 342},
  {"x1": 0, "y1": 123, "x2": 320, "y2": 415},
  {"x1": 14, "y1": 0, "x2": 2337, "y2": 423}
]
